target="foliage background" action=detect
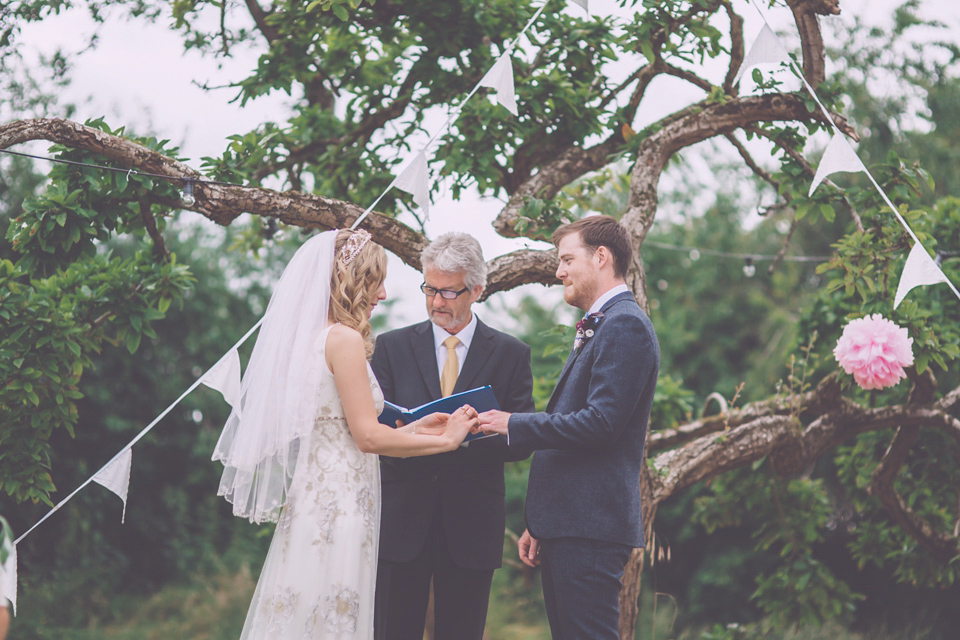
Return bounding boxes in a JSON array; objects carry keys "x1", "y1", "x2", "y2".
[{"x1": 2, "y1": 1, "x2": 960, "y2": 639}]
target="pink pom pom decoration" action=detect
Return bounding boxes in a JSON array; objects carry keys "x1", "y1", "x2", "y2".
[{"x1": 833, "y1": 314, "x2": 914, "y2": 390}]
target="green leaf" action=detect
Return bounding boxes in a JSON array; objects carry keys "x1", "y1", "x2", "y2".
[{"x1": 125, "y1": 331, "x2": 141, "y2": 353}]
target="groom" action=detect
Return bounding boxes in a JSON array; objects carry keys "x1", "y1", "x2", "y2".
[
  {"x1": 371, "y1": 232, "x2": 534, "y2": 640},
  {"x1": 477, "y1": 215, "x2": 659, "y2": 639}
]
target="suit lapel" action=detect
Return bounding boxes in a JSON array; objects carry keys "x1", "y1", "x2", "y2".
[
  {"x1": 544, "y1": 292, "x2": 637, "y2": 411},
  {"x1": 546, "y1": 346, "x2": 579, "y2": 412},
  {"x1": 412, "y1": 320, "x2": 443, "y2": 400},
  {"x1": 454, "y1": 318, "x2": 495, "y2": 394}
]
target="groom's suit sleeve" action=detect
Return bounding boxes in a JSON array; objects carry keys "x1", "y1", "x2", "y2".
[
  {"x1": 507, "y1": 311, "x2": 656, "y2": 451},
  {"x1": 465, "y1": 338, "x2": 534, "y2": 462}
]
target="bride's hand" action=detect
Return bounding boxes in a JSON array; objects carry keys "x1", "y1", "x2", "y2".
[
  {"x1": 412, "y1": 412, "x2": 449, "y2": 436},
  {"x1": 443, "y1": 405, "x2": 479, "y2": 448}
]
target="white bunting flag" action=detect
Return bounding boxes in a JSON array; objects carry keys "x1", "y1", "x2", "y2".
[
  {"x1": 567, "y1": 0, "x2": 588, "y2": 13},
  {"x1": 93, "y1": 449, "x2": 133, "y2": 523},
  {"x1": 894, "y1": 243, "x2": 950, "y2": 308},
  {"x1": 733, "y1": 24, "x2": 791, "y2": 86},
  {"x1": 1, "y1": 537, "x2": 17, "y2": 615},
  {"x1": 395, "y1": 150, "x2": 431, "y2": 217},
  {"x1": 808, "y1": 132, "x2": 867, "y2": 196},
  {"x1": 479, "y1": 53, "x2": 519, "y2": 117},
  {"x1": 201, "y1": 348, "x2": 242, "y2": 410}
]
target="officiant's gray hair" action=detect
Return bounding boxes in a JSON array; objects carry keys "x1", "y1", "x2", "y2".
[{"x1": 421, "y1": 232, "x2": 487, "y2": 289}]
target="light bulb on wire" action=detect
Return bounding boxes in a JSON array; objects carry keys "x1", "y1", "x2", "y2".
[
  {"x1": 181, "y1": 179, "x2": 196, "y2": 207},
  {"x1": 743, "y1": 256, "x2": 756, "y2": 278}
]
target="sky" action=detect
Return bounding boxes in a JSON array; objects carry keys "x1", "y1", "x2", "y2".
[{"x1": 10, "y1": 0, "x2": 960, "y2": 330}]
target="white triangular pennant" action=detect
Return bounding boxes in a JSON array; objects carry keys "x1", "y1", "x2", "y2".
[
  {"x1": 201, "y1": 348, "x2": 242, "y2": 410},
  {"x1": 733, "y1": 24, "x2": 791, "y2": 85},
  {"x1": 808, "y1": 132, "x2": 867, "y2": 196},
  {"x1": 567, "y1": 0, "x2": 588, "y2": 11},
  {"x1": 93, "y1": 449, "x2": 132, "y2": 523},
  {"x1": 394, "y1": 150, "x2": 431, "y2": 217},
  {"x1": 0, "y1": 540, "x2": 16, "y2": 615},
  {"x1": 479, "y1": 53, "x2": 518, "y2": 116},
  {"x1": 894, "y1": 243, "x2": 949, "y2": 308}
]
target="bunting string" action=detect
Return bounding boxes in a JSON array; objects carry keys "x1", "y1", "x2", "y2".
[
  {"x1": 12, "y1": 317, "x2": 264, "y2": 546},
  {"x1": 740, "y1": 0, "x2": 960, "y2": 306},
  {"x1": 350, "y1": 0, "x2": 550, "y2": 230}
]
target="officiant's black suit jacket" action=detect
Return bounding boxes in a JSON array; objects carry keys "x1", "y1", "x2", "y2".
[
  {"x1": 510, "y1": 291, "x2": 659, "y2": 548},
  {"x1": 371, "y1": 318, "x2": 534, "y2": 569}
]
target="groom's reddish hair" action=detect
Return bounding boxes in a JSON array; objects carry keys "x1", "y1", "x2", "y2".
[{"x1": 551, "y1": 215, "x2": 633, "y2": 279}]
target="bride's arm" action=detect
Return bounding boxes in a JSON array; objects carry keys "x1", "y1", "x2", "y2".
[{"x1": 326, "y1": 325, "x2": 474, "y2": 457}]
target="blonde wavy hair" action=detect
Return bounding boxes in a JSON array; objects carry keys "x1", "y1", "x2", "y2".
[{"x1": 330, "y1": 229, "x2": 387, "y2": 358}]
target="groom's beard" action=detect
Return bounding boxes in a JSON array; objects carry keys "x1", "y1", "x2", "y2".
[{"x1": 563, "y1": 279, "x2": 598, "y2": 312}]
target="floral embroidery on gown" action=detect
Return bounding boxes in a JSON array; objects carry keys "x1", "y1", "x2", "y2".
[{"x1": 239, "y1": 325, "x2": 383, "y2": 639}]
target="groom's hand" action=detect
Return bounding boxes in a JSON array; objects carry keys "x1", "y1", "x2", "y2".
[
  {"x1": 518, "y1": 529, "x2": 540, "y2": 567},
  {"x1": 477, "y1": 409, "x2": 510, "y2": 435}
]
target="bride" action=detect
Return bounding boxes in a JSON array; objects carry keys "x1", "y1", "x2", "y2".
[{"x1": 213, "y1": 229, "x2": 478, "y2": 639}]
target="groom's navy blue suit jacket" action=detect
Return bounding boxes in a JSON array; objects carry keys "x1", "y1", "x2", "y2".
[{"x1": 509, "y1": 291, "x2": 659, "y2": 548}]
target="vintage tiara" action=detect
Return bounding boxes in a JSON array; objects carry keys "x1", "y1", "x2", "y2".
[{"x1": 339, "y1": 229, "x2": 372, "y2": 265}]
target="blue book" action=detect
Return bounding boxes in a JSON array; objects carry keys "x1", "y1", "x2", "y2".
[{"x1": 377, "y1": 385, "x2": 500, "y2": 444}]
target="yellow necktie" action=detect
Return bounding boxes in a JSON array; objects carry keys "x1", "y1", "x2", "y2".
[{"x1": 440, "y1": 335, "x2": 461, "y2": 397}]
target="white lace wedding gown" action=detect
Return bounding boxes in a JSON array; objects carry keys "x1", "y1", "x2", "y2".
[{"x1": 239, "y1": 326, "x2": 383, "y2": 639}]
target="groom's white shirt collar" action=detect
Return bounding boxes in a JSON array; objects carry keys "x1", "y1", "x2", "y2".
[{"x1": 587, "y1": 284, "x2": 629, "y2": 315}]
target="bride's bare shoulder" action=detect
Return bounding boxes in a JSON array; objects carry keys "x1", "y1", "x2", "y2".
[{"x1": 325, "y1": 323, "x2": 364, "y2": 354}]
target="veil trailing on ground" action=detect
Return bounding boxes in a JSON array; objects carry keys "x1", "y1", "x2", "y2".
[{"x1": 212, "y1": 230, "x2": 337, "y2": 523}]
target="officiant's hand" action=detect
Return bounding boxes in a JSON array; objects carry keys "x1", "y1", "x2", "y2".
[
  {"x1": 518, "y1": 529, "x2": 540, "y2": 567},
  {"x1": 477, "y1": 409, "x2": 510, "y2": 436}
]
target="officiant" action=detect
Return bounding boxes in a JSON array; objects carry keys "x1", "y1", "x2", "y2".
[{"x1": 371, "y1": 232, "x2": 535, "y2": 640}]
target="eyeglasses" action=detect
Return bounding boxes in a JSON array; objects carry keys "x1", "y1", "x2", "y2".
[{"x1": 420, "y1": 283, "x2": 470, "y2": 300}]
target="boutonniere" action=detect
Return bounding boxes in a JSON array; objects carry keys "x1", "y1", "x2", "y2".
[{"x1": 574, "y1": 312, "x2": 604, "y2": 351}]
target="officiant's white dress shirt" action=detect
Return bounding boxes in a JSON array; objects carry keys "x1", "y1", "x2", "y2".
[{"x1": 432, "y1": 313, "x2": 477, "y2": 380}]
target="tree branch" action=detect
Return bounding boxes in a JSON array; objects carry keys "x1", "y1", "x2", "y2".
[
  {"x1": 645, "y1": 373, "x2": 960, "y2": 561},
  {"x1": 724, "y1": 131, "x2": 778, "y2": 189},
  {"x1": 785, "y1": 0, "x2": 839, "y2": 88},
  {"x1": 0, "y1": 117, "x2": 564, "y2": 297},
  {"x1": 743, "y1": 124, "x2": 864, "y2": 233},
  {"x1": 138, "y1": 197, "x2": 169, "y2": 260},
  {"x1": 250, "y1": 76, "x2": 418, "y2": 183},
  {"x1": 722, "y1": 0, "x2": 745, "y2": 94},
  {"x1": 662, "y1": 62, "x2": 713, "y2": 94},
  {"x1": 868, "y1": 424, "x2": 960, "y2": 562},
  {"x1": 480, "y1": 248, "x2": 558, "y2": 300},
  {"x1": 493, "y1": 134, "x2": 624, "y2": 239},
  {"x1": 245, "y1": 0, "x2": 279, "y2": 42}
]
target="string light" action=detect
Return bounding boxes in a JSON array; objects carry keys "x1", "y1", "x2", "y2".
[
  {"x1": 181, "y1": 178, "x2": 196, "y2": 207},
  {"x1": 644, "y1": 240, "x2": 831, "y2": 264},
  {"x1": 0, "y1": 146, "x2": 841, "y2": 267},
  {"x1": 0, "y1": 148, "x2": 241, "y2": 189},
  {"x1": 743, "y1": 256, "x2": 756, "y2": 277}
]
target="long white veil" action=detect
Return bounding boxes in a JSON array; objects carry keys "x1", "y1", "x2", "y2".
[{"x1": 212, "y1": 230, "x2": 337, "y2": 523}]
